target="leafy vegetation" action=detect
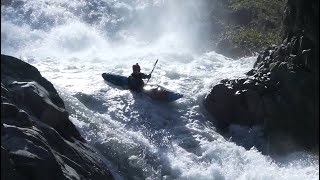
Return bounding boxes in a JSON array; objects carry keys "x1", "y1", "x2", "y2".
[
  {"x1": 209, "y1": 0, "x2": 286, "y2": 57},
  {"x1": 231, "y1": 28, "x2": 282, "y2": 54}
]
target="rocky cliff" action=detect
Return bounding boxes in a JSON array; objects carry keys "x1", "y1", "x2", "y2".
[
  {"x1": 1, "y1": 55, "x2": 114, "y2": 180},
  {"x1": 205, "y1": 0, "x2": 319, "y2": 151}
]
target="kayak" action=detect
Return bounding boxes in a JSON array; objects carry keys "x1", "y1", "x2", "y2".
[
  {"x1": 142, "y1": 84, "x2": 183, "y2": 102},
  {"x1": 102, "y1": 73, "x2": 183, "y2": 102},
  {"x1": 102, "y1": 73, "x2": 129, "y2": 89}
]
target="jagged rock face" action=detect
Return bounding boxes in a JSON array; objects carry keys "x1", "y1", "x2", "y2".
[
  {"x1": 1, "y1": 55, "x2": 82, "y2": 142},
  {"x1": 205, "y1": 0, "x2": 319, "y2": 150},
  {"x1": 1, "y1": 55, "x2": 114, "y2": 180}
]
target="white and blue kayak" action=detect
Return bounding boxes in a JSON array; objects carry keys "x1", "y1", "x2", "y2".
[{"x1": 102, "y1": 73, "x2": 183, "y2": 102}]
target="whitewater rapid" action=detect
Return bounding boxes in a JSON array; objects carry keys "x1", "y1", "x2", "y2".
[{"x1": 1, "y1": 0, "x2": 318, "y2": 179}]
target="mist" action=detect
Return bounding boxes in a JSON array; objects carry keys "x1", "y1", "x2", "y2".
[{"x1": 1, "y1": 0, "x2": 215, "y2": 59}]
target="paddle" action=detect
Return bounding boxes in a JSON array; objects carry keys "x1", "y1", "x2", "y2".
[{"x1": 146, "y1": 59, "x2": 158, "y2": 84}]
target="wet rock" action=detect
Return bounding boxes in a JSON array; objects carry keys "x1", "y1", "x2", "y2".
[
  {"x1": 301, "y1": 49, "x2": 312, "y2": 70},
  {"x1": 1, "y1": 103, "x2": 34, "y2": 128},
  {"x1": 215, "y1": 38, "x2": 247, "y2": 59},
  {"x1": 245, "y1": 69, "x2": 256, "y2": 76},
  {"x1": 205, "y1": 84, "x2": 235, "y2": 128},
  {"x1": 1, "y1": 146, "x2": 25, "y2": 180},
  {"x1": 1, "y1": 103, "x2": 19, "y2": 118},
  {"x1": 1, "y1": 55, "x2": 114, "y2": 180},
  {"x1": 7, "y1": 81, "x2": 82, "y2": 141},
  {"x1": 205, "y1": 0, "x2": 319, "y2": 151},
  {"x1": 1, "y1": 55, "x2": 64, "y2": 108}
]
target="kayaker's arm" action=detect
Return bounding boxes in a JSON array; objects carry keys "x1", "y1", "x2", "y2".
[{"x1": 141, "y1": 73, "x2": 151, "y2": 79}]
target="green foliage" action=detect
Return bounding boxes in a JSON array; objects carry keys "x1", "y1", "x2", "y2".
[
  {"x1": 231, "y1": 27, "x2": 281, "y2": 53},
  {"x1": 229, "y1": 0, "x2": 285, "y2": 28},
  {"x1": 211, "y1": 0, "x2": 286, "y2": 56}
]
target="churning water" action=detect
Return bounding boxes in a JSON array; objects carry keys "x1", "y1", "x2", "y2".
[{"x1": 1, "y1": 0, "x2": 318, "y2": 179}]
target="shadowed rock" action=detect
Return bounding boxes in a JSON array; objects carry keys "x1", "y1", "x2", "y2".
[
  {"x1": 1, "y1": 54, "x2": 114, "y2": 179},
  {"x1": 205, "y1": 0, "x2": 318, "y2": 152}
]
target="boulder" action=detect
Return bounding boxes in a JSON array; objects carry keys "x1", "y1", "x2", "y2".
[
  {"x1": 205, "y1": 0, "x2": 319, "y2": 151},
  {"x1": 1, "y1": 54, "x2": 114, "y2": 179}
]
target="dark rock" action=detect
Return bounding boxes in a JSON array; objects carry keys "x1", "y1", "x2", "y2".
[
  {"x1": 245, "y1": 89, "x2": 263, "y2": 123},
  {"x1": 290, "y1": 38, "x2": 300, "y2": 55},
  {"x1": 1, "y1": 102, "x2": 19, "y2": 118},
  {"x1": 1, "y1": 83, "x2": 9, "y2": 97},
  {"x1": 1, "y1": 103, "x2": 34, "y2": 128},
  {"x1": 7, "y1": 81, "x2": 82, "y2": 141},
  {"x1": 254, "y1": 55, "x2": 262, "y2": 67},
  {"x1": 1, "y1": 55, "x2": 65, "y2": 108},
  {"x1": 246, "y1": 69, "x2": 256, "y2": 76},
  {"x1": 1, "y1": 146, "x2": 25, "y2": 180},
  {"x1": 1, "y1": 123, "x2": 5, "y2": 136},
  {"x1": 205, "y1": 84, "x2": 236, "y2": 128},
  {"x1": 215, "y1": 38, "x2": 247, "y2": 59},
  {"x1": 205, "y1": 0, "x2": 319, "y2": 152},
  {"x1": 1, "y1": 55, "x2": 84, "y2": 142},
  {"x1": 299, "y1": 36, "x2": 313, "y2": 54},
  {"x1": 269, "y1": 62, "x2": 280, "y2": 72},
  {"x1": 1, "y1": 55, "x2": 114, "y2": 179},
  {"x1": 3, "y1": 124, "x2": 113, "y2": 180},
  {"x1": 263, "y1": 49, "x2": 270, "y2": 58},
  {"x1": 301, "y1": 49, "x2": 312, "y2": 70}
]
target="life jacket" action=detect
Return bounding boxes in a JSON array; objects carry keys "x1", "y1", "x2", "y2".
[{"x1": 128, "y1": 73, "x2": 144, "y2": 92}]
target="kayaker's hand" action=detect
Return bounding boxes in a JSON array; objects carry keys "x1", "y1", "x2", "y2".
[{"x1": 148, "y1": 74, "x2": 151, "y2": 79}]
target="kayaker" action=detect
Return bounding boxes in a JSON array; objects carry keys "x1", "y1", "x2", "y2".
[{"x1": 128, "y1": 63, "x2": 151, "y2": 92}]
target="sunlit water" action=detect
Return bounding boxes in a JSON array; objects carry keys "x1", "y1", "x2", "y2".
[{"x1": 1, "y1": 0, "x2": 318, "y2": 179}]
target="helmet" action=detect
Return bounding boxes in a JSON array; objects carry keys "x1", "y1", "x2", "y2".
[{"x1": 132, "y1": 63, "x2": 140, "y2": 72}]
